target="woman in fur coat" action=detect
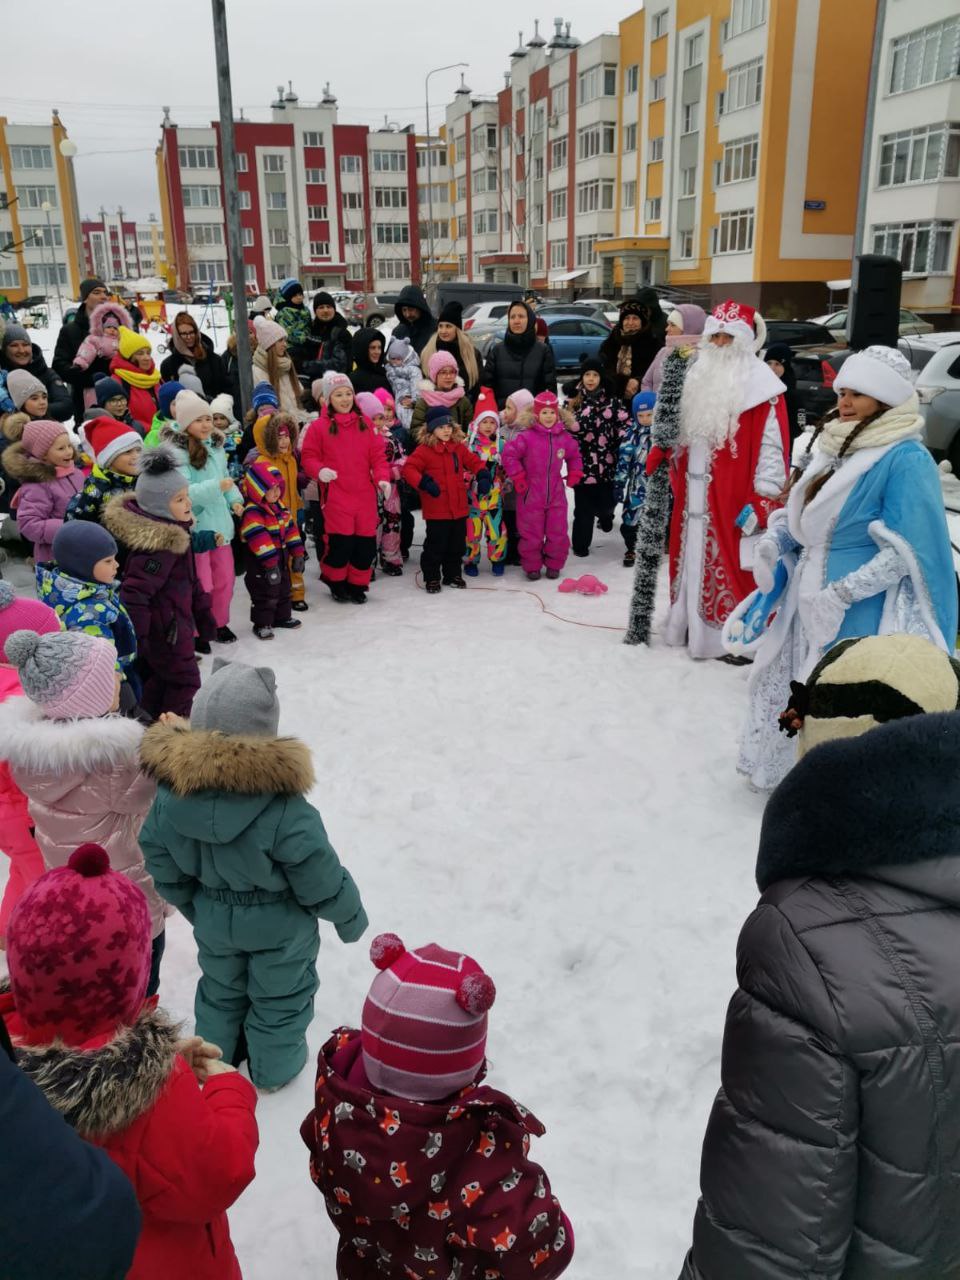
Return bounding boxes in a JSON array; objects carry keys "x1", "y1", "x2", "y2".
[
  {"x1": 4, "y1": 843, "x2": 258, "y2": 1280},
  {"x1": 139, "y1": 660, "x2": 368, "y2": 1091}
]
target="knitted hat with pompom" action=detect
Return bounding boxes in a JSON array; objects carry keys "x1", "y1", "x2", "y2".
[
  {"x1": 5, "y1": 628, "x2": 118, "y2": 719},
  {"x1": 0, "y1": 581, "x2": 61, "y2": 661}
]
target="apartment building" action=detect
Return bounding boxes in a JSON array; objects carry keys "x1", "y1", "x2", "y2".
[
  {"x1": 417, "y1": 132, "x2": 455, "y2": 279},
  {"x1": 860, "y1": 4, "x2": 959, "y2": 318},
  {"x1": 81, "y1": 209, "x2": 167, "y2": 283},
  {"x1": 0, "y1": 113, "x2": 83, "y2": 304}
]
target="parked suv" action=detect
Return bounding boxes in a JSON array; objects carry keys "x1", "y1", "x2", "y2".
[{"x1": 912, "y1": 334, "x2": 960, "y2": 470}]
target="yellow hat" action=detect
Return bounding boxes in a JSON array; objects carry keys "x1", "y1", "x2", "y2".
[{"x1": 117, "y1": 325, "x2": 150, "y2": 361}]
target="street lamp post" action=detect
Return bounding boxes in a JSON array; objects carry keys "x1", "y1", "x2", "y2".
[
  {"x1": 40, "y1": 202, "x2": 64, "y2": 317},
  {"x1": 424, "y1": 62, "x2": 467, "y2": 286}
]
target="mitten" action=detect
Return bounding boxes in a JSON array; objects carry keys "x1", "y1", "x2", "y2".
[
  {"x1": 645, "y1": 445, "x2": 671, "y2": 476},
  {"x1": 752, "y1": 536, "x2": 781, "y2": 595},
  {"x1": 419, "y1": 474, "x2": 441, "y2": 498},
  {"x1": 378, "y1": 480, "x2": 392, "y2": 499},
  {"x1": 266, "y1": 567, "x2": 281, "y2": 586},
  {"x1": 318, "y1": 467, "x2": 338, "y2": 482},
  {"x1": 291, "y1": 556, "x2": 305, "y2": 574},
  {"x1": 476, "y1": 469, "x2": 493, "y2": 496},
  {"x1": 512, "y1": 474, "x2": 529, "y2": 496},
  {"x1": 566, "y1": 471, "x2": 582, "y2": 488}
]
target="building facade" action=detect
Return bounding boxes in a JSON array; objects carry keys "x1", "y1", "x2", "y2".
[
  {"x1": 0, "y1": 112, "x2": 83, "y2": 304},
  {"x1": 81, "y1": 209, "x2": 167, "y2": 283}
]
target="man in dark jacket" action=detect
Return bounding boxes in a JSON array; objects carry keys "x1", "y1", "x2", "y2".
[
  {"x1": 52, "y1": 277, "x2": 111, "y2": 425},
  {"x1": 0, "y1": 1010, "x2": 142, "y2": 1279},
  {"x1": 0, "y1": 322, "x2": 72, "y2": 421},
  {"x1": 392, "y1": 283, "x2": 436, "y2": 355},
  {"x1": 302, "y1": 291, "x2": 351, "y2": 381},
  {"x1": 681, "y1": 635, "x2": 960, "y2": 1279}
]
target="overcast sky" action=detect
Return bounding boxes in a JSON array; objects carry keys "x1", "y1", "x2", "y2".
[{"x1": 4, "y1": 0, "x2": 630, "y2": 222}]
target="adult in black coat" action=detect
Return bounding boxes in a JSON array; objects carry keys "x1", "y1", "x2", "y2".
[
  {"x1": 419, "y1": 300, "x2": 481, "y2": 407},
  {"x1": 481, "y1": 300, "x2": 557, "y2": 408},
  {"x1": 599, "y1": 290, "x2": 665, "y2": 400},
  {"x1": 159, "y1": 310, "x2": 227, "y2": 398},
  {"x1": 0, "y1": 322, "x2": 72, "y2": 421},
  {"x1": 764, "y1": 341, "x2": 802, "y2": 441},
  {"x1": 349, "y1": 327, "x2": 392, "y2": 396},
  {"x1": 303, "y1": 291, "x2": 352, "y2": 378},
  {"x1": 0, "y1": 1010, "x2": 142, "y2": 1279},
  {"x1": 681, "y1": 704, "x2": 960, "y2": 1280},
  {"x1": 52, "y1": 277, "x2": 111, "y2": 424},
  {"x1": 392, "y1": 284, "x2": 436, "y2": 355}
]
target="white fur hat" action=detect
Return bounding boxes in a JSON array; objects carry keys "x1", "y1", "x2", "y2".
[{"x1": 834, "y1": 345, "x2": 913, "y2": 408}]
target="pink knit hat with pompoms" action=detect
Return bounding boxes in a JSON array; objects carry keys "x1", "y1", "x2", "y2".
[{"x1": 0, "y1": 582, "x2": 61, "y2": 661}]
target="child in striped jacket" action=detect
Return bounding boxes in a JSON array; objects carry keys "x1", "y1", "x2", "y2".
[{"x1": 239, "y1": 461, "x2": 305, "y2": 640}]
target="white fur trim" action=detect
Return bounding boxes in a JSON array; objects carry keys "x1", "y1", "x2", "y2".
[
  {"x1": 869, "y1": 519, "x2": 948, "y2": 652},
  {"x1": 836, "y1": 348, "x2": 913, "y2": 408},
  {"x1": 0, "y1": 698, "x2": 143, "y2": 773},
  {"x1": 741, "y1": 359, "x2": 786, "y2": 413}
]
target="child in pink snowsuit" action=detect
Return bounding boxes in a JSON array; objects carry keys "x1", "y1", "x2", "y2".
[
  {"x1": 0, "y1": 584, "x2": 62, "y2": 941},
  {"x1": 502, "y1": 391, "x2": 582, "y2": 581}
]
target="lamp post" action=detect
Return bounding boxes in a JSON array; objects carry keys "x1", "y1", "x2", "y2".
[
  {"x1": 424, "y1": 62, "x2": 467, "y2": 286},
  {"x1": 40, "y1": 202, "x2": 64, "y2": 317}
]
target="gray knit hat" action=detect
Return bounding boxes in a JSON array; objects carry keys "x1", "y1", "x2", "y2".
[
  {"x1": 135, "y1": 444, "x2": 188, "y2": 519},
  {"x1": 5, "y1": 628, "x2": 118, "y2": 719},
  {"x1": 6, "y1": 369, "x2": 46, "y2": 409},
  {"x1": 177, "y1": 365, "x2": 205, "y2": 396},
  {"x1": 190, "y1": 658, "x2": 280, "y2": 737},
  {"x1": 0, "y1": 323, "x2": 30, "y2": 350}
]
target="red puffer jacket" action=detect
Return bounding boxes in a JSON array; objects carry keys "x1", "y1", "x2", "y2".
[{"x1": 401, "y1": 439, "x2": 483, "y2": 520}]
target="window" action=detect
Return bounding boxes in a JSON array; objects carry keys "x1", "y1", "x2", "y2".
[
  {"x1": 418, "y1": 182, "x2": 446, "y2": 206},
  {"x1": 28, "y1": 262, "x2": 68, "y2": 286},
  {"x1": 625, "y1": 64, "x2": 639, "y2": 95},
  {"x1": 549, "y1": 240, "x2": 566, "y2": 269},
  {"x1": 29, "y1": 224, "x2": 63, "y2": 248},
  {"x1": 10, "y1": 145, "x2": 52, "y2": 169},
  {"x1": 244, "y1": 264, "x2": 258, "y2": 284},
  {"x1": 473, "y1": 209, "x2": 498, "y2": 234},
  {"x1": 344, "y1": 228, "x2": 364, "y2": 245},
  {"x1": 241, "y1": 227, "x2": 254, "y2": 247},
  {"x1": 262, "y1": 153, "x2": 285, "y2": 173},
  {"x1": 375, "y1": 223, "x2": 409, "y2": 244},
  {"x1": 342, "y1": 191, "x2": 362, "y2": 209},
  {"x1": 302, "y1": 130, "x2": 324, "y2": 147},
  {"x1": 373, "y1": 187, "x2": 408, "y2": 208},
  {"x1": 190, "y1": 260, "x2": 228, "y2": 283},
  {"x1": 372, "y1": 150, "x2": 406, "y2": 173},
  {"x1": 719, "y1": 134, "x2": 759, "y2": 184},
  {"x1": 552, "y1": 83, "x2": 568, "y2": 116},
  {"x1": 0, "y1": 269, "x2": 20, "y2": 287},
  {"x1": 304, "y1": 168, "x2": 326, "y2": 184},
  {"x1": 471, "y1": 124, "x2": 497, "y2": 153},
  {"x1": 622, "y1": 180, "x2": 637, "y2": 209},
  {"x1": 725, "y1": 0, "x2": 766, "y2": 39},
  {"x1": 652, "y1": 10, "x2": 668, "y2": 38},
  {"x1": 877, "y1": 123, "x2": 960, "y2": 187},
  {"x1": 340, "y1": 155, "x2": 362, "y2": 174},
  {"x1": 266, "y1": 192, "x2": 287, "y2": 210},
  {"x1": 454, "y1": 134, "x2": 467, "y2": 163},
  {"x1": 649, "y1": 136, "x2": 664, "y2": 162},
  {"x1": 549, "y1": 188, "x2": 567, "y2": 220},
  {"x1": 578, "y1": 64, "x2": 618, "y2": 105},
  {"x1": 472, "y1": 168, "x2": 497, "y2": 194},
  {"x1": 181, "y1": 185, "x2": 220, "y2": 208},
  {"x1": 888, "y1": 18, "x2": 959, "y2": 94},
  {"x1": 417, "y1": 146, "x2": 445, "y2": 169},
  {"x1": 419, "y1": 220, "x2": 447, "y2": 242},
  {"x1": 178, "y1": 146, "x2": 217, "y2": 169},
  {"x1": 645, "y1": 197, "x2": 662, "y2": 222},
  {"x1": 650, "y1": 76, "x2": 666, "y2": 103},
  {"x1": 713, "y1": 208, "x2": 755, "y2": 253},
  {"x1": 533, "y1": 203, "x2": 544, "y2": 226},
  {"x1": 533, "y1": 157, "x2": 544, "y2": 181},
  {"x1": 575, "y1": 235, "x2": 596, "y2": 267},
  {"x1": 16, "y1": 185, "x2": 57, "y2": 209},
  {"x1": 871, "y1": 219, "x2": 954, "y2": 274},
  {"x1": 309, "y1": 241, "x2": 330, "y2": 258},
  {"x1": 680, "y1": 166, "x2": 697, "y2": 196},
  {"x1": 239, "y1": 190, "x2": 251, "y2": 210},
  {"x1": 550, "y1": 137, "x2": 568, "y2": 170},
  {"x1": 185, "y1": 223, "x2": 224, "y2": 246},
  {"x1": 307, "y1": 204, "x2": 329, "y2": 220},
  {"x1": 685, "y1": 33, "x2": 704, "y2": 67},
  {"x1": 270, "y1": 262, "x2": 290, "y2": 282},
  {"x1": 268, "y1": 227, "x2": 288, "y2": 246},
  {"x1": 234, "y1": 153, "x2": 248, "y2": 173},
  {"x1": 724, "y1": 58, "x2": 763, "y2": 113},
  {"x1": 501, "y1": 124, "x2": 511, "y2": 151},
  {"x1": 576, "y1": 124, "x2": 616, "y2": 160},
  {"x1": 682, "y1": 103, "x2": 699, "y2": 135},
  {"x1": 623, "y1": 123, "x2": 638, "y2": 154},
  {"x1": 457, "y1": 215, "x2": 467, "y2": 238},
  {"x1": 679, "y1": 230, "x2": 695, "y2": 258},
  {"x1": 376, "y1": 258, "x2": 412, "y2": 280},
  {"x1": 576, "y1": 179, "x2": 615, "y2": 213},
  {"x1": 455, "y1": 174, "x2": 468, "y2": 201}
]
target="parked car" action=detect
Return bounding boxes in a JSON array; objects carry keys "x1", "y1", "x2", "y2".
[
  {"x1": 911, "y1": 335, "x2": 960, "y2": 469},
  {"x1": 462, "y1": 300, "x2": 515, "y2": 332},
  {"x1": 765, "y1": 320, "x2": 838, "y2": 348},
  {"x1": 808, "y1": 308, "x2": 934, "y2": 338}
]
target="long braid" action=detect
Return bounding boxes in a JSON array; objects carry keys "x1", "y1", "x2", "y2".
[{"x1": 799, "y1": 406, "x2": 890, "y2": 507}]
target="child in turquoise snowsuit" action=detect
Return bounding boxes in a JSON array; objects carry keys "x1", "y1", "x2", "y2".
[
  {"x1": 464, "y1": 392, "x2": 507, "y2": 575},
  {"x1": 615, "y1": 390, "x2": 656, "y2": 567},
  {"x1": 138, "y1": 659, "x2": 368, "y2": 1090}
]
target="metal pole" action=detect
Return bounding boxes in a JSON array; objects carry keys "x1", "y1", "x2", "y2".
[
  {"x1": 43, "y1": 206, "x2": 64, "y2": 316},
  {"x1": 211, "y1": 0, "x2": 253, "y2": 418},
  {"x1": 424, "y1": 63, "x2": 467, "y2": 287}
]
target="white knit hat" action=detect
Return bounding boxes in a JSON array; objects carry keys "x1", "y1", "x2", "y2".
[
  {"x1": 321, "y1": 370, "x2": 352, "y2": 399},
  {"x1": 173, "y1": 390, "x2": 212, "y2": 430},
  {"x1": 834, "y1": 345, "x2": 913, "y2": 408},
  {"x1": 209, "y1": 393, "x2": 235, "y2": 421}
]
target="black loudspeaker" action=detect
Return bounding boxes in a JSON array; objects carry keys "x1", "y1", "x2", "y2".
[{"x1": 847, "y1": 254, "x2": 902, "y2": 351}]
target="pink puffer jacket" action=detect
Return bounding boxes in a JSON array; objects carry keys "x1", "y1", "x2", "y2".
[
  {"x1": 0, "y1": 696, "x2": 163, "y2": 935},
  {"x1": 0, "y1": 666, "x2": 29, "y2": 829}
]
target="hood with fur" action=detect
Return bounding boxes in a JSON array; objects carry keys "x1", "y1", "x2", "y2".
[
  {"x1": 252, "y1": 411, "x2": 298, "y2": 459},
  {"x1": 1, "y1": 440, "x2": 76, "y2": 483},
  {"x1": 159, "y1": 421, "x2": 226, "y2": 451},
  {"x1": 0, "y1": 696, "x2": 144, "y2": 775},
  {"x1": 140, "y1": 722, "x2": 314, "y2": 797},
  {"x1": 102, "y1": 493, "x2": 191, "y2": 554},
  {"x1": 1, "y1": 410, "x2": 29, "y2": 443},
  {"x1": 88, "y1": 300, "x2": 133, "y2": 339},
  {"x1": 15, "y1": 1007, "x2": 179, "y2": 1139}
]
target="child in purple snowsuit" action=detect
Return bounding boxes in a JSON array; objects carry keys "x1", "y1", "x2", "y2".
[
  {"x1": 103, "y1": 444, "x2": 216, "y2": 718},
  {"x1": 502, "y1": 390, "x2": 582, "y2": 581}
]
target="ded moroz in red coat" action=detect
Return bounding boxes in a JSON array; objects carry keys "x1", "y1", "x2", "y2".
[
  {"x1": 401, "y1": 437, "x2": 484, "y2": 521},
  {"x1": 301, "y1": 1029, "x2": 574, "y2": 1280}
]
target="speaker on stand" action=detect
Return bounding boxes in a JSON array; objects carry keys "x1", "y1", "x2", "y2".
[{"x1": 847, "y1": 254, "x2": 902, "y2": 350}]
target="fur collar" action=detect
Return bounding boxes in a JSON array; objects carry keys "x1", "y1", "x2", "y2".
[
  {"x1": 0, "y1": 441, "x2": 62, "y2": 482},
  {"x1": 757, "y1": 712, "x2": 960, "y2": 891},
  {"x1": 139, "y1": 723, "x2": 314, "y2": 796},
  {"x1": 1, "y1": 410, "x2": 28, "y2": 444},
  {"x1": 0, "y1": 697, "x2": 144, "y2": 773},
  {"x1": 159, "y1": 422, "x2": 226, "y2": 451},
  {"x1": 102, "y1": 493, "x2": 191, "y2": 554},
  {"x1": 15, "y1": 1008, "x2": 179, "y2": 1138}
]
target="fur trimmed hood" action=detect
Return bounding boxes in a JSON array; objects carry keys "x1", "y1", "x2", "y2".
[
  {"x1": 252, "y1": 410, "x2": 298, "y2": 459},
  {"x1": 88, "y1": 300, "x2": 133, "y2": 338},
  {"x1": 15, "y1": 1007, "x2": 179, "y2": 1139},
  {"x1": 102, "y1": 492, "x2": 191, "y2": 554},
  {"x1": 0, "y1": 696, "x2": 144, "y2": 774},
  {"x1": 139, "y1": 722, "x2": 314, "y2": 796},
  {"x1": 159, "y1": 421, "x2": 227, "y2": 451},
  {"x1": 413, "y1": 422, "x2": 467, "y2": 447},
  {"x1": 757, "y1": 711, "x2": 960, "y2": 892},
  {"x1": 1, "y1": 409, "x2": 28, "y2": 443},
  {"x1": 0, "y1": 440, "x2": 76, "y2": 482}
]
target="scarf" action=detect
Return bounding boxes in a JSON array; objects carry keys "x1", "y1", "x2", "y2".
[
  {"x1": 253, "y1": 347, "x2": 293, "y2": 378},
  {"x1": 113, "y1": 360, "x2": 160, "y2": 389},
  {"x1": 55, "y1": 463, "x2": 76, "y2": 478},
  {"x1": 172, "y1": 331, "x2": 206, "y2": 362},
  {"x1": 421, "y1": 384, "x2": 465, "y2": 409},
  {"x1": 817, "y1": 395, "x2": 923, "y2": 458}
]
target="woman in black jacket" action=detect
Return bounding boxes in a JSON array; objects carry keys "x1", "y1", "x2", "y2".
[
  {"x1": 349, "y1": 327, "x2": 391, "y2": 396},
  {"x1": 599, "y1": 290, "x2": 665, "y2": 400},
  {"x1": 482, "y1": 300, "x2": 557, "y2": 408},
  {"x1": 1, "y1": 324, "x2": 72, "y2": 422},
  {"x1": 764, "y1": 341, "x2": 802, "y2": 441},
  {"x1": 159, "y1": 311, "x2": 226, "y2": 398}
]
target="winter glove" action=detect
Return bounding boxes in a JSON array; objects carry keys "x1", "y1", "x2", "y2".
[
  {"x1": 566, "y1": 471, "x2": 582, "y2": 488},
  {"x1": 317, "y1": 467, "x2": 338, "y2": 483},
  {"x1": 265, "y1": 567, "x2": 281, "y2": 586},
  {"x1": 752, "y1": 535, "x2": 781, "y2": 595},
  {"x1": 378, "y1": 480, "x2": 392, "y2": 499},
  {"x1": 291, "y1": 556, "x2": 305, "y2": 574},
  {"x1": 419, "y1": 474, "x2": 441, "y2": 498},
  {"x1": 808, "y1": 582, "x2": 847, "y2": 648},
  {"x1": 645, "y1": 445, "x2": 671, "y2": 476},
  {"x1": 476, "y1": 469, "x2": 493, "y2": 496},
  {"x1": 512, "y1": 474, "x2": 529, "y2": 497}
]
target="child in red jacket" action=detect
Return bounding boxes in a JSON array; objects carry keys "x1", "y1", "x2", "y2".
[
  {"x1": 400, "y1": 404, "x2": 485, "y2": 592},
  {"x1": 302, "y1": 932, "x2": 574, "y2": 1280},
  {"x1": 5, "y1": 842, "x2": 259, "y2": 1280},
  {"x1": 300, "y1": 371, "x2": 389, "y2": 604}
]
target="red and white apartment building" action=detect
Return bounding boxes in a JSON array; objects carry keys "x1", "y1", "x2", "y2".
[{"x1": 81, "y1": 209, "x2": 166, "y2": 283}]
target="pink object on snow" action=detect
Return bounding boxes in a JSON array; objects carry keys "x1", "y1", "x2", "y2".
[{"x1": 558, "y1": 574, "x2": 608, "y2": 595}]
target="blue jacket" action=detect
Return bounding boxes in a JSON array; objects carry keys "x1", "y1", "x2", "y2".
[{"x1": 161, "y1": 427, "x2": 242, "y2": 542}]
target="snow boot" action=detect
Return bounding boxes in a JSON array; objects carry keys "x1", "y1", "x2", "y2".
[
  {"x1": 491, "y1": 562, "x2": 505, "y2": 576},
  {"x1": 346, "y1": 584, "x2": 368, "y2": 604},
  {"x1": 443, "y1": 575, "x2": 467, "y2": 589},
  {"x1": 623, "y1": 549, "x2": 636, "y2": 567},
  {"x1": 215, "y1": 625, "x2": 237, "y2": 643},
  {"x1": 195, "y1": 638, "x2": 211, "y2": 654},
  {"x1": 525, "y1": 570, "x2": 541, "y2": 581},
  {"x1": 545, "y1": 568, "x2": 560, "y2": 579},
  {"x1": 463, "y1": 563, "x2": 479, "y2": 577},
  {"x1": 328, "y1": 580, "x2": 351, "y2": 603},
  {"x1": 380, "y1": 561, "x2": 403, "y2": 576},
  {"x1": 425, "y1": 580, "x2": 442, "y2": 594},
  {"x1": 291, "y1": 600, "x2": 309, "y2": 611},
  {"x1": 253, "y1": 625, "x2": 274, "y2": 640},
  {"x1": 275, "y1": 617, "x2": 303, "y2": 628}
]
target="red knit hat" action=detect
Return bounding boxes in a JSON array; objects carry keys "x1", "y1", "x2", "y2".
[
  {"x1": 361, "y1": 933, "x2": 496, "y2": 1102},
  {"x1": 84, "y1": 416, "x2": 143, "y2": 470},
  {"x1": 7, "y1": 843, "x2": 152, "y2": 1048},
  {"x1": 471, "y1": 387, "x2": 499, "y2": 428}
]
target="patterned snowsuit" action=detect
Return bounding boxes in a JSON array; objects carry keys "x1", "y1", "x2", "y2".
[
  {"x1": 615, "y1": 414, "x2": 653, "y2": 550},
  {"x1": 239, "y1": 463, "x2": 305, "y2": 628},
  {"x1": 502, "y1": 421, "x2": 582, "y2": 575},
  {"x1": 377, "y1": 432, "x2": 405, "y2": 569},
  {"x1": 464, "y1": 431, "x2": 507, "y2": 566},
  {"x1": 36, "y1": 563, "x2": 139, "y2": 695}
]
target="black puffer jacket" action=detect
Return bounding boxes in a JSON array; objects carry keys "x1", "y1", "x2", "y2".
[
  {"x1": 482, "y1": 307, "x2": 557, "y2": 408},
  {"x1": 681, "y1": 711, "x2": 960, "y2": 1280},
  {"x1": 392, "y1": 284, "x2": 436, "y2": 355},
  {"x1": 0, "y1": 344, "x2": 72, "y2": 422},
  {"x1": 52, "y1": 305, "x2": 108, "y2": 425},
  {"x1": 159, "y1": 333, "x2": 226, "y2": 398}
]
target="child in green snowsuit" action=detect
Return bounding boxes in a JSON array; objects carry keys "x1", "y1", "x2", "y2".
[{"x1": 138, "y1": 658, "x2": 368, "y2": 1090}]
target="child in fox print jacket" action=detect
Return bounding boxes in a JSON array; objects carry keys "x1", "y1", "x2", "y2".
[{"x1": 301, "y1": 933, "x2": 574, "y2": 1280}]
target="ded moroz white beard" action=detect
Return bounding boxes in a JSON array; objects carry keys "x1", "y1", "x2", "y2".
[{"x1": 679, "y1": 337, "x2": 757, "y2": 450}]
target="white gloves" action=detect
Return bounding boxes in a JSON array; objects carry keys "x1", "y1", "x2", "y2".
[
  {"x1": 808, "y1": 583, "x2": 847, "y2": 648},
  {"x1": 318, "y1": 468, "x2": 338, "y2": 483},
  {"x1": 378, "y1": 480, "x2": 392, "y2": 498},
  {"x1": 752, "y1": 536, "x2": 780, "y2": 595}
]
